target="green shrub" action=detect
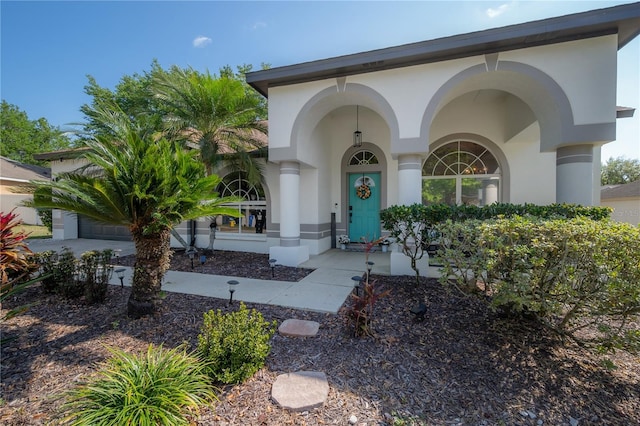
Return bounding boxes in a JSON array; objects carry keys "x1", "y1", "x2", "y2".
[
  {"x1": 34, "y1": 250, "x2": 59, "y2": 293},
  {"x1": 61, "y1": 344, "x2": 216, "y2": 426},
  {"x1": 80, "y1": 249, "x2": 113, "y2": 304},
  {"x1": 197, "y1": 303, "x2": 277, "y2": 384},
  {"x1": 53, "y1": 248, "x2": 82, "y2": 299},
  {"x1": 438, "y1": 217, "x2": 640, "y2": 353}
]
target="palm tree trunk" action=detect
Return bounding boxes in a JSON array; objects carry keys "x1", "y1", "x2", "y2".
[{"x1": 128, "y1": 228, "x2": 172, "y2": 318}]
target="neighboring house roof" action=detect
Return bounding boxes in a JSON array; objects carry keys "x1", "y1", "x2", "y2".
[
  {"x1": 0, "y1": 156, "x2": 51, "y2": 182},
  {"x1": 601, "y1": 180, "x2": 640, "y2": 199},
  {"x1": 33, "y1": 147, "x2": 90, "y2": 161},
  {"x1": 246, "y1": 2, "x2": 640, "y2": 97}
]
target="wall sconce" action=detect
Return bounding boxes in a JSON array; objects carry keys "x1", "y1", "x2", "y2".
[{"x1": 353, "y1": 105, "x2": 363, "y2": 148}]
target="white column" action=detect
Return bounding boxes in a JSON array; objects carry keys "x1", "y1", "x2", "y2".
[
  {"x1": 279, "y1": 161, "x2": 301, "y2": 247},
  {"x1": 270, "y1": 161, "x2": 309, "y2": 266},
  {"x1": 556, "y1": 145, "x2": 595, "y2": 206},
  {"x1": 397, "y1": 154, "x2": 423, "y2": 205}
]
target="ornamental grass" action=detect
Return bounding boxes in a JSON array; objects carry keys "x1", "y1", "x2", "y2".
[{"x1": 61, "y1": 344, "x2": 216, "y2": 425}]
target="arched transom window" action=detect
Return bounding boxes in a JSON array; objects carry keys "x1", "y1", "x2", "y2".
[
  {"x1": 349, "y1": 150, "x2": 379, "y2": 166},
  {"x1": 422, "y1": 141, "x2": 501, "y2": 206},
  {"x1": 215, "y1": 172, "x2": 266, "y2": 234}
]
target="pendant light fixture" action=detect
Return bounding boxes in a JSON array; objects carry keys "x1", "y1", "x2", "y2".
[{"x1": 353, "y1": 105, "x2": 363, "y2": 148}]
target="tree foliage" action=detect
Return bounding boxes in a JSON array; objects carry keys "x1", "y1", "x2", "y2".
[
  {"x1": 150, "y1": 64, "x2": 267, "y2": 184},
  {"x1": 0, "y1": 100, "x2": 72, "y2": 165},
  {"x1": 28, "y1": 104, "x2": 242, "y2": 317},
  {"x1": 601, "y1": 156, "x2": 640, "y2": 185}
]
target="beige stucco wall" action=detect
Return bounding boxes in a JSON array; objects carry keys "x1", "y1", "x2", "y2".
[{"x1": 602, "y1": 198, "x2": 640, "y2": 225}]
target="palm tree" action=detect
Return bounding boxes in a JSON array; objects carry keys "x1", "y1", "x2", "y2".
[
  {"x1": 28, "y1": 106, "x2": 241, "y2": 318},
  {"x1": 151, "y1": 66, "x2": 267, "y2": 185}
]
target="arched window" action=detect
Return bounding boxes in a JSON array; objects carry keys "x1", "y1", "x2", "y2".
[
  {"x1": 215, "y1": 172, "x2": 266, "y2": 234},
  {"x1": 349, "y1": 150, "x2": 379, "y2": 165},
  {"x1": 422, "y1": 141, "x2": 500, "y2": 206}
]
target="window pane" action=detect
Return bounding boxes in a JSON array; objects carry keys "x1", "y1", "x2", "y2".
[
  {"x1": 461, "y1": 177, "x2": 499, "y2": 206},
  {"x1": 422, "y1": 179, "x2": 456, "y2": 205},
  {"x1": 216, "y1": 173, "x2": 266, "y2": 234}
]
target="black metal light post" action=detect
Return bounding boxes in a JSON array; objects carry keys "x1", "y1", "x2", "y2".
[
  {"x1": 351, "y1": 275, "x2": 363, "y2": 296},
  {"x1": 114, "y1": 249, "x2": 121, "y2": 265},
  {"x1": 227, "y1": 280, "x2": 239, "y2": 305},
  {"x1": 366, "y1": 261, "x2": 374, "y2": 281},
  {"x1": 115, "y1": 268, "x2": 126, "y2": 288},
  {"x1": 200, "y1": 255, "x2": 206, "y2": 272},
  {"x1": 186, "y1": 248, "x2": 196, "y2": 270},
  {"x1": 269, "y1": 258, "x2": 277, "y2": 278}
]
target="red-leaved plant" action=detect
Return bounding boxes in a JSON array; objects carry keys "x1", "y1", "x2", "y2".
[{"x1": 1, "y1": 210, "x2": 40, "y2": 327}]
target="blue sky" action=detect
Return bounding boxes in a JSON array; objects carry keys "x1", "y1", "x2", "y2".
[{"x1": 2, "y1": 1, "x2": 638, "y2": 160}]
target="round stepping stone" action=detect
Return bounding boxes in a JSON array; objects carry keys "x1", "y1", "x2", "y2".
[
  {"x1": 278, "y1": 319, "x2": 319, "y2": 337},
  {"x1": 271, "y1": 371, "x2": 329, "y2": 411}
]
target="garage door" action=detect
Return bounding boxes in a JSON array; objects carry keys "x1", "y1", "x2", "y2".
[{"x1": 78, "y1": 215, "x2": 132, "y2": 241}]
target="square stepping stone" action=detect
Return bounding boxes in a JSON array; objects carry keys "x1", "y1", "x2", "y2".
[
  {"x1": 271, "y1": 371, "x2": 329, "y2": 411},
  {"x1": 278, "y1": 319, "x2": 319, "y2": 337}
]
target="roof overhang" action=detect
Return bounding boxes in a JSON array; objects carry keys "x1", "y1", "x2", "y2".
[
  {"x1": 33, "y1": 147, "x2": 90, "y2": 161},
  {"x1": 616, "y1": 106, "x2": 636, "y2": 118},
  {"x1": 247, "y1": 2, "x2": 640, "y2": 97}
]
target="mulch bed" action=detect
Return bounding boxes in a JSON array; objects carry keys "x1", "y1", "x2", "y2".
[
  {"x1": 1, "y1": 250, "x2": 639, "y2": 425},
  {"x1": 117, "y1": 249, "x2": 314, "y2": 282}
]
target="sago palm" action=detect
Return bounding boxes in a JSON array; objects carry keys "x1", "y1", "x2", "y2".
[
  {"x1": 151, "y1": 66, "x2": 267, "y2": 185},
  {"x1": 29, "y1": 106, "x2": 240, "y2": 318}
]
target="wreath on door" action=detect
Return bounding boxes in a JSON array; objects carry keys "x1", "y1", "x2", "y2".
[{"x1": 356, "y1": 184, "x2": 371, "y2": 200}]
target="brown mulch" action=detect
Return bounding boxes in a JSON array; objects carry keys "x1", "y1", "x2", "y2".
[
  {"x1": 1, "y1": 251, "x2": 639, "y2": 425},
  {"x1": 117, "y1": 248, "x2": 314, "y2": 282}
]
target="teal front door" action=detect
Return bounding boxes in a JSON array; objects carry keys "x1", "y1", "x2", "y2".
[{"x1": 349, "y1": 172, "x2": 380, "y2": 242}]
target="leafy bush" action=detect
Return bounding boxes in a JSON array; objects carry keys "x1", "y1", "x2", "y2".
[
  {"x1": 380, "y1": 204, "x2": 431, "y2": 286},
  {"x1": 34, "y1": 250, "x2": 59, "y2": 293},
  {"x1": 1, "y1": 210, "x2": 41, "y2": 329},
  {"x1": 62, "y1": 344, "x2": 216, "y2": 426},
  {"x1": 79, "y1": 249, "x2": 113, "y2": 304},
  {"x1": 53, "y1": 248, "x2": 82, "y2": 299},
  {"x1": 1, "y1": 210, "x2": 38, "y2": 287},
  {"x1": 438, "y1": 217, "x2": 640, "y2": 353},
  {"x1": 197, "y1": 303, "x2": 277, "y2": 384}
]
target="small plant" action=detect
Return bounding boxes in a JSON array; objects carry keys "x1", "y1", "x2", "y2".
[
  {"x1": 338, "y1": 235, "x2": 350, "y2": 245},
  {"x1": 1, "y1": 210, "x2": 41, "y2": 330},
  {"x1": 34, "y1": 250, "x2": 59, "y2": 293},
  {"x1": 347, "y1": 268, "x2": 390, "y2": 337},
  {"x1": 80, "y1": 249, "x2": 114, "y2": 304},
  {"x1": 1, "y1": 210, "x2": 38, "y2": 287},
  {"x1": 61, "y1": 344, "x2": 216, "y2": 426},
  {"x1": 197, "y1": 302, "x2": 277, "y2": 384},
  {"x1": 54, "y1": 248, "x2": 82, "y2": 299}
]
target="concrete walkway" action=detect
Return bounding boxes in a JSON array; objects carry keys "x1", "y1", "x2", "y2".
[{"x1": 24, "y1": 238, "x2": 440, "y2": 313}]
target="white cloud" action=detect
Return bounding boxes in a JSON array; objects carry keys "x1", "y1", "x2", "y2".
[
  {"x1": 252, "y1": 21, "x2": 267, "y2": 30},
  {"x1": 193, "y1": 36, "x2": 212, "y2": 48},
  {"x1": 486, "y1": 3, "x2": 510, "y2": 18}
]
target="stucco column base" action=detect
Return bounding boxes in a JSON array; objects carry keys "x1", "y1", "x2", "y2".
[
  {"x1": 270, "y1": 245, "x2": 309, "y2": 267},
  {"x1": 390, "y1": 248, "x2": 429, "y2": 276}
]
